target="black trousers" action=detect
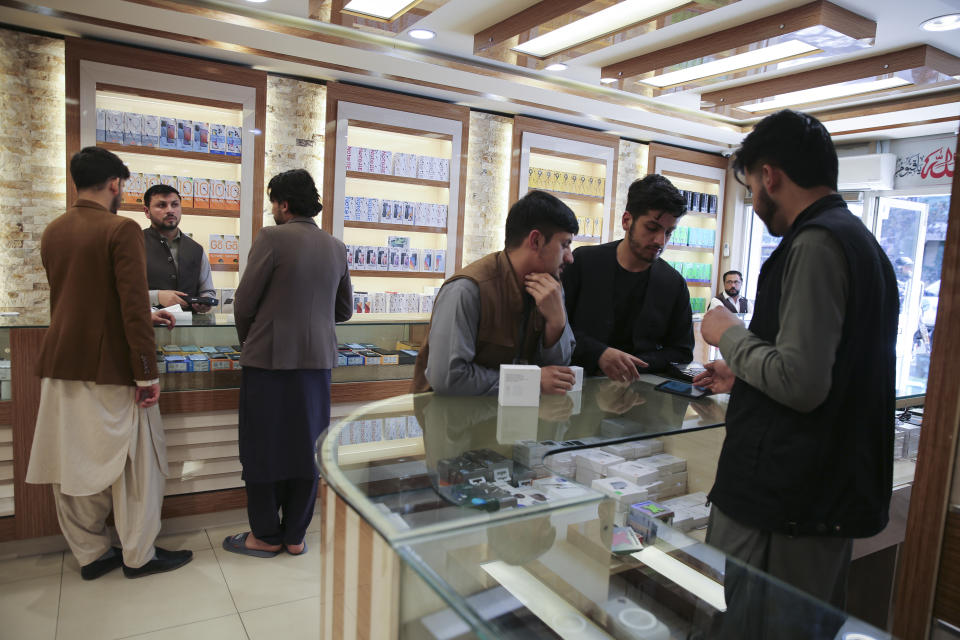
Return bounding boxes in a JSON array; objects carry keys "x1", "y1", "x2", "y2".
[{"x1": 246, "y1": 478, "x2": 318, "y2": 546}]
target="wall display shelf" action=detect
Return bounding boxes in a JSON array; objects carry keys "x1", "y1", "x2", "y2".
[
  {"x1": 66, "y1": 38, "x2": 267, "y2": 297},
  {"x1": 324, "y1": 83, "x2": 469, "y2": 323},
  {"x1": 511, "y1": 116, "x2": 619, "y2": 250},
  {"x1": 648, "y1": 143, "x2": 729, "y2": 314}
]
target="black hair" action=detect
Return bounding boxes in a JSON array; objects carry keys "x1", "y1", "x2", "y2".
[
  {"x1": 143, "y1": 184, "x2": 180, "y2": 207},
  {"x1": 732, "y1": 109, "x2": 838, "y2": 190},
  {"x1": 267, "y1": 169, "x2": 322, "y2": 217},
  {"x1": 504, "y1": 190, "x2": 578, "y2": 249},
  {"x1": 69, "y1": 146, "x2": 130, "y2": 190},
  {"x1": 625, "y1": 174, "x2": 686, "y2": 220},
  {"x1": 723, "y1": 270, "x2": 743, "y2": 281}
]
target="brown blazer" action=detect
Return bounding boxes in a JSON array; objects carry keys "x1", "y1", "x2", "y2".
[
  {"x1": 234, "y1": 217, "x2": 353, "y2": 370},
  {"x1": 37, "y1": 200, "x2": 158, "y2": 385}
]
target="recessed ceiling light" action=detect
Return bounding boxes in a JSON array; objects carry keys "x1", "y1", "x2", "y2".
[
  {"x1": 600, "y1": 77, "x2": 618, "y2": 84},
  {"x1": 921, "y1": 14, "x2": 960, "y2": 31},
  {"x1": 545, "y1": 63, "x2": 568, "y2": 72},
  {"x1": 513, "y1": 0, "x2": 688, "y2": 58},
  {"x1": 342, "y1": 0, "x2": 420, "y2": 22},
  {"x1": 409, "y1": 29, "x2": 436, "y2": 40},
  {"x1": 739, "y1": 77, "x2": 911, "y2": 112},
  {"x1": 641, "y1": 40, "x2": 819, "y2": 88},
  {"x1": 245, "y1": 0, "x2": 269, "y2": 3}
]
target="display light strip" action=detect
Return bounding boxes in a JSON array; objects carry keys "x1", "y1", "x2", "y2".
[
  {"x1": 513, "y1": 0, "x2": 688, "y2": 59},
  {"x1": 738, "y1": 76, "x2": 911, "y2": 112},
  {"x1": 641, "y1": 40, "x2": 819, "y2": 88}
]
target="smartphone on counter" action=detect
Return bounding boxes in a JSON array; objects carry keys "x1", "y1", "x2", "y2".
[{"x1": 654, "y1": 379, "x2": 710, "y2": 399}]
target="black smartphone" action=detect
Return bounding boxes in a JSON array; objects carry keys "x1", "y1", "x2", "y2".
[
  {"x1": 654, "y1": 379, "x2": 710, "y2": 399},
  {"x1": 187, "y1": 296, "x2": 219, "y2": 307}
]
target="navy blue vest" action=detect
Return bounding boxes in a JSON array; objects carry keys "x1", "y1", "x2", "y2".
[{"x1": 709, "y1": 194, "x2": 899, "y2": 538}]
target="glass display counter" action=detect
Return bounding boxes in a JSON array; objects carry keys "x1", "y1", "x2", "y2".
[{"x1": 317, "y1": 375, "x2": 892, "y2": 639}]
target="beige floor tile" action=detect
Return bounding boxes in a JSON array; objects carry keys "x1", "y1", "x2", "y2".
[
  {"x1": 0, "y1": 551, "x2": 63, "y2": 585},
  {"x1": 0, "y1": 572, "x2": 61, "y2": 640},
  {"x1": 56, "y1": 549, "x2": 236, "y2": 640},
  {"x1": 153, "y1": 529, "x2": 212, "y2": 553},
  {"x1": 118, "y1": 614, "x2": 248, "y2": 640},
  {"x1": 208, "y1": 525, "x2": 321, "y2": 613},
  {"x1": 241, "y1": 597, "x2": 321, "y2": 640}
]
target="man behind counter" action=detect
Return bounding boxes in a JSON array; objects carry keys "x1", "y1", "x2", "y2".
[
  {"x1": 562, "y1": 175, "x2": 693, "y2": 382},
  {"x1": 412, "y1": 190, "x2": 578, "y2": 396},
  {"x1": 142, "y1": 184, "x2": 216, "y2": 312}
]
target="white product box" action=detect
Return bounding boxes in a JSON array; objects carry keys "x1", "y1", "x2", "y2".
[
  {"x1": 365, "y1": 247, "x2": 378, "y2": 271},
  {"x1": 359, "y1": 147, "x2": 372, "y2": 173},
  {"x1": 419, "y1": 294, "x2": 434, "y2": 314},
  {"x1": 382, "y1": 150, "x2": 392, "y2": 174},
  {"x1": 643, "y1": 454, "x2": 687, "y2": 477},
  {"x1": 365, "y1": 198, "x2": 378, "y2": 223},
  {"x1": 438, "y1": 158, "x2": 450, "y2": 182},
  {"x1": 343, "y1": 197, "x2": 353, "y2": 221},
  {"x1": 498, "y1": 364, "x2": 541, "y2": 407},
  {"x1": 437, "y1": 204, "x2": 448, "y2": 228},
  {"x1": 142, "y1": 115, "x2": 159, "y2": 148},
  {"x1": 194, "y1": 122, "x2": 209, "y2": 153},
  {"x1": 345, "y1": 245, "x2": 354, "y2": 269},
  {"x1": 420, "y1": 249, "x2": 433, "y2": 272},
  {"x1": 353, "y1": 245, "x2": 367, "y2": 270},
  {"x1": 544, "y1": 451, "x2": 576, "y2": 477},
  {"x1": 608, "y1": 460, "x2": 660, "y2": 486},
  {"x1": 345, "y1": 145, "x2": 358, "y2": 171},
  {"x1": 388, "y1": 248, "x2": 401, "y2": 271},
  {"x1": 123, "y1": 112, "x2": 142, "y2": 146},
  {"x1": 225, "y1": 126, "x2": 241, "y2": 156},
  {"x1": 351, "y1": 197, "x2": 364, "y2": 222},
  {"x1": 413, "y1": 202, "x2": 428, "y2": 227},
  {"x1": 592, "y1": 477, "x2": 649, "y2": 507},
  {"x1": 569, "y1": 365, "x2": 583, "y2": 391},
  {"x1": 96, "y1": 108, "x2": 105, "y2": 142},
  {"x1": 209, "y1": 123, "x2": 225, "y2": 155},
  {"x1": 371, "y1": 149, "x2": 383, "y2": 174},
  {"x1": 225, "y1": 181, "x2": 240, "y2": 211},
  {"x1": 105, "y1": 110, "x2": 124, "y2": 144},
  {"x1": 576, "y1": 467, "x2": 604, "y2": 485},
  {"x1": 533, "y1": 476, "x2": 591, "y2": 500},
  {"x1": 389, "y1": 200, "x2": 401, "y2": 224},
  {"x1": 379, "y1": 200, "x2": 392, "y2": 223},
  {"x1": 177, "y1": 119, "x2": 194, "y2": 151},
  {"x1": 160, "y1": 116, "x2": 178, "y2": 149},
  {"x1": 377, "y1": 246, "x2": 389, "y2": 270},
  {"x1": 416, "y1": 156, "x2": 429, "y2": 180},
  {"x1": 221, "y1": 288, "x2": 236, "y2": 314},
  {"x1": 573, "y1": 449, "x2": 624, "y2": 474},
  {"x1": 435, "y1": 249, "x2": 446, "y2": 273},
  {"x1": 177, "y1": 176, "x2": 194, "y2": 208},
  {"x1": 408, "y1": 248, "x2": 420, "y2": 272},
  {"x1": 372, "y1": 292, "x2": 387, "y2": 313}
]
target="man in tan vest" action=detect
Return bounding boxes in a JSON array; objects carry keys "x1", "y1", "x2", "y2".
[
  {"x1": 26, "y1": 147, "x2": 192, "y2": 580},
  {"x1": 412, "y1": 190, "x2": 577, "y2": 395}
]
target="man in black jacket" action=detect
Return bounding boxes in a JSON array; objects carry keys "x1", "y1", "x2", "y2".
[
  {"x1": 694, "y1": 110, "x2": 898, "y2": 612},
  {"x1": 142, "y1": 184, "x2": 216, "y2": 312},
  {"x1": 561, "y1": 175, "x2": 693, "y2": 381}
]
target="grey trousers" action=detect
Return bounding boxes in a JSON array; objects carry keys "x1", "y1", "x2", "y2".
[{"x1": 52, "y1": 410, "x2": 166, "y2": 569}]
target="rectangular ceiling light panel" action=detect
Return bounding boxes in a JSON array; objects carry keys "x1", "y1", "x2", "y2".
[
  {"x1": 739, "y1": 76, "x2": 912, "y2": 112},
  {"x1": 342, "y1": 0, "x2": 421, "y2": 22},
  {"x1": 513, "y1": 0, "x2": 689, "y2": 58}
]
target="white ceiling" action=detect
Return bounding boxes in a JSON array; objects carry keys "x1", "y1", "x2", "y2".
[{"x1": 2, "y1": 0, "x2": 958, "y2": 151}]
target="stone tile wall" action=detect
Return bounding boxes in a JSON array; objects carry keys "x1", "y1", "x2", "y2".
[
  {"x1": 613, "y1": 139, "x2": 649, "y2": 240},
  {"x1": 263, "y1": 76, "x2": 326, "y2": 227},
  {"x1": 460, "y1": 112, "x2": 513, "y2": 267},
  {"x1": 0, "y1": 30, "x2": 66, "y2": 322}
]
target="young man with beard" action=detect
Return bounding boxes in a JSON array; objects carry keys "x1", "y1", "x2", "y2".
[
  {"x1": 694, "y1": 110, "x2": 898, "y2": 610},
  {"x1": 709, "y1": 270, "x2": 749, "y2": 313},
  {"x1": 561, "y1": 175, "x2": 693, "y2": 381},
  {"x1": 412, "y1": 190, "x2": 578, "y2": 396},
  {"x1": 142, "y1": 184, "x2": 217, "y2": 312}
]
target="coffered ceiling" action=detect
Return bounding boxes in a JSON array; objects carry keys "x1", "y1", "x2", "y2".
[{"x1": 1, "y1": 0, "x2": 958, "y2": 152}]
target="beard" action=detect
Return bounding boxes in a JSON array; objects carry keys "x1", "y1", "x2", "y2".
[
  {"x1": 626, "y1": 218, "x2": 660, "y2": 264},
  {"x1": 755, "y1": 184, "x2": 780, "y2": 236},
  {"x1": 109, "y1": 192, "x2": 121, "y2": 214},
  {"x1": 726, "y1": 287, "x2": 740, "y2": 297}
]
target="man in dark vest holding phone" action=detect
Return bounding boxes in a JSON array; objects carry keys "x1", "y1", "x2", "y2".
[
  {"x1": 142, "y1": 184, "x2": 216, "y2": 312},
  {"x1": 694, "y1": 110, "x2": 898, "y2": 613}
]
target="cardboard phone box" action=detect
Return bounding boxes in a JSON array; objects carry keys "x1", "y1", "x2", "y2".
[
  {"x1": 225, "y1": 181, "x2": 240, "y2": 211},
  {"x1": 194, "y1": 122, "x2": 209, "y2": 153},
  {"x1": 498, "y1": 364, "x2": 541, "y2": 407},
  {"x1": 142, "y1": 115, "x2": 159, "y2": 148},
  {"x1": 225, "y1": 126, "x2": 241, "y2": 156},
  {"x1": 105, "y1": 110, "x2": 124, "y2": 144},
  {"x1": 160, "y1": 175, "x2": 177, "y2": 188},
  {"x1": 158, "y1": 117, "x2": 177, "y2": 149},
  {"x1": 193, "y1": 178, "x2": 210, "y2": 209},
  {"x1": 123, "y1": 112, "x2": 142, "y2": 146},
  {"x1": 210, "y1": 180, "x2": 227, "y2": 209},
  {"x1": 177, "y1": 176, "x2": 194, "y2": 208},
  {"x1": 177, "y1": 119, "x2": 194, "y2": 151},
  {"x1": 96, "y1": 108, "x2": 105, "y2": 142},
  {"x1": 209, "y1": 123, "x2": 226, "y2": 155},
  {"x1": 123, "y1": 173, "x2": 141, "y2": 206}
]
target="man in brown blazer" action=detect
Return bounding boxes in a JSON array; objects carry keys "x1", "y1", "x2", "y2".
[
  {"x1": 224, "y1": 169, "x2": 352, "y2": 558},
  {"x1": 26, "y1": 147, "x2": 193, "y2": 580}
]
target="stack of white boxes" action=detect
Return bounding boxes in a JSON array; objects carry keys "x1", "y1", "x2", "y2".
[
  {"x1": 662, "y1": 492, "x2": 711, "y2": 532},
  {"x1": 573, "y1": 450, "x2": 624, "y2": 485},
  {"x1": 345, "y1": 146, "x2": 449, "y2": 182}
]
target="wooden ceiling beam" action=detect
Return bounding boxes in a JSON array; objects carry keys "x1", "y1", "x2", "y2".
[{"x1": 601, "y1": 0, "x2": 875, "y2": 81}]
